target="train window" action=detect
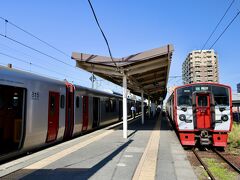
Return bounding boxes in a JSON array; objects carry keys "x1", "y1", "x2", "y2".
[
  {"x1": 83, "y1": 96, "x2": 88, "y2": 112},
  {"x1": 110, "y1": 99, "x2": 116, "y2": 112},
  {"x1": 83, "y1": 98, "x2": 86, "y2": 112},
  {"x1": 12, "y1": 92, "x2": 19, "y2": 107},
  {"x1": 178, "y1": 95, "x2": 192, "y2": 106},
  {"x1": 50, "y1": 96, "x2": 56, "y2": 113},
  {"x1": 113, "y1": 100, "x2": 116, "y2": 111},
  {"x1": 76, "y1": 96, "x2": 80, "y2": 108},
  {"x1": 110, "y1": 99, "x2": 113, "y2": 112},
  {"x1": 60, "y1": 95, "x2": 65, "y2": 108},
  {"x1": 197, "y1": 96, "x2": 208, "y2": 107},
  {"x1": 212, "y1": 86, "x2": 229, "y2": 106},
  {"x1": 105, "y1": 100, "x2": 110, "y2": 112},
  {"x1": 177, "y1": 87, "x2": 192, "y2": 106}
]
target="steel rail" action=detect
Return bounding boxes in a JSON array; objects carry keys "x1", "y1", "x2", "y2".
[
  {"x1": 192, "y1": 149, "x2": 216, "y2": 180},
  {"x1": 213, "y1": 149, "x2": 240, "y2": 174}
]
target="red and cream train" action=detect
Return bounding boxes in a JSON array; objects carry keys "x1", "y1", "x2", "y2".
[
  {"x1": 166, "y1": 83, "x2": 232, "y2": 147},
  {"x1": 0, "y1": 66, "x2": 140, "y2": 162}
]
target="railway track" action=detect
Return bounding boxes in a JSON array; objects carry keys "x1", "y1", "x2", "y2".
[
  {"x1": 192, "y1": 148, "x2": 240, "y2": 180},
  {"x1": 213, "y1": 149, "x2": 240, "y2": 174},
  {"x1": 192, "y1": 149, "x2": 216, "y2": 180}
]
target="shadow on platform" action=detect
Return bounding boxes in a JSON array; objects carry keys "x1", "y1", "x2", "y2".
[{"x1": 20, "y1": 139, "x2": 133, "y2": 180}]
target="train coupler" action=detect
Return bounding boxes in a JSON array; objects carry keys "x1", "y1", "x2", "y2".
[{"x1": 199, "y1": 130, "x2": 211, "y2": 145}]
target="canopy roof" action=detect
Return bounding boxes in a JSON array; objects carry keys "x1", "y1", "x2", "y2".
[{"x1": 72, "y1": 44, "x2": 173, "y2": 101}]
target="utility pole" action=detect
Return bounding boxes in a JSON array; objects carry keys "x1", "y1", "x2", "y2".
[{"x1": 90, "y1": 72, "x2": 96, "y2": 89}]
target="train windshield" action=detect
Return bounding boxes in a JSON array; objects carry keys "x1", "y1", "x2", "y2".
[
  {"x1": 212, "y1": 86, "x2": 229, "y2": 106},
  {"x1": 177, "y1": 87, "x2": 192, "y2": 106}
]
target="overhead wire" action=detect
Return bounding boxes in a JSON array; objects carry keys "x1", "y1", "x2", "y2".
[
  {"x1": 0, "y1": 33, "x2": 75, "y2": 68},
  {"x1": 0, "y1": 51, "x2": 89, "y2": 83},
  {"x1": 209, "y1": 10, "x2": 240, "y2": 48},
  {"x1": 0, "y1": 42, "x2": 90, "y2": 83},
  {"x1": 0, "y1": 42, "x2": 50, "y2": 62},
  {"x1": 87, "y1": 0, "x2": 119, "y2": 71},
  {"x1": 0, "y1": 16, "x2": 71, "y2": 58},
  {"x1": 0, "y1": 15, "x2": 110, "y2": 87},
  {"x1": 198, "y1": 0, "x2": 238, "y2": 68},
  {"x1": 0, "y1": 16, "x2": 104, "y2": 86},
  {"x1": 201, "y1": 0, "x2": 235, "y2": 51}
]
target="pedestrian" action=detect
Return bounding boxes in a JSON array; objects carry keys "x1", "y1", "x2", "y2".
[{"x1": 131, "y1": 105, "x2": 136, "y2": 119}]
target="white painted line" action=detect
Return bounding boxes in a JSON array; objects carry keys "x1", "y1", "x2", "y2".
[
  {"x1": 117, "y1": 163, "x2": 126, "y2": 167},
  {"x1": 124, "y1": 155, "x2": 133, "y2": 158}
]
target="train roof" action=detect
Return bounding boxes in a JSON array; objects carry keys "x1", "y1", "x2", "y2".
[
  {"x1": 174, "y1": 82, "x2": 231, "y2": 91},
  {"x1": 0, "y1": 65, "x2": 123, "y2": 98},
  {"x1": 74, "y1": 84, "x2": 122, "y2": 98},
  {"x1": 0, "y1": 65, "x2": 65, "y2": 85}
]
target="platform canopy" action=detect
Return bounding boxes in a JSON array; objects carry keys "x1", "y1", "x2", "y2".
[{"x1": 72, "y1": 44, "x2": 173, "y2": 101}]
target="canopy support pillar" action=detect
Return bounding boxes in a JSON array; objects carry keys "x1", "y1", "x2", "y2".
[
  {"x1": 141, "y1": 91, "x2": 144, "y2": 125},
  {"x1": 148, "y1": 96, "x2": 151, "y2": 118},
  {"x1": 123, "y1": 74, "x2": 128, "y2": 139}
]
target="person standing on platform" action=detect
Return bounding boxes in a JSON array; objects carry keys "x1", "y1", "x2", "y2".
[{"x1": 131, "y1": 105, "x2": 136, "y2": 119}]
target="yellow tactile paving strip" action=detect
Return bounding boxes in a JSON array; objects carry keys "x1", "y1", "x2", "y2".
[
  {"x1": 3, "y1": 129, "x2": 114, "y2": 179},
  {"x1": 132, "y1": 119, "x2": 160, "y2": 180}
]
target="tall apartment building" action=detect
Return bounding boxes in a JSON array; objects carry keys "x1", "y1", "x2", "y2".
[{"x1": 182, "y1": 50, "x2": 219, "y2": 84}]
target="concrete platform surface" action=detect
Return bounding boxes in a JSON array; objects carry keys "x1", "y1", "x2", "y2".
[
  {"x1": 0, "y1": 114, "x2": 197, "y2": 180},
  {"x1": 156, "y1": 114, "x2": 197, "y2": 180}
]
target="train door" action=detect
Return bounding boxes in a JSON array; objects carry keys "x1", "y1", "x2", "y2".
[
  {"x1": 82, "y1": 96, "x2": 89, "y2": 131},
  {"x1": 92, "y1": 97, "x2": 100, "y2": 128},
  {"x1": 46, "y1": 92, "x2": 59, "y2": 142},
  {"x1": 63, "y1": 83, "x2": 74, "y2": 140},
  {"x1": 196, "y1": 94, "x2": 211, "y2": 129},
  {"x1": 0, "y1": 85, "x2": 25, "y2": 155}
]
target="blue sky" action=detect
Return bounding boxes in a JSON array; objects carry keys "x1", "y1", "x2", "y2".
[{"x1": 0, "y1": 0, "x2": 240, "y2": 95}]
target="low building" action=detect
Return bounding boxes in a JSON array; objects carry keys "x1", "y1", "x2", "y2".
[
  {"x1": 232, "y1": 93, "x2": 240, "y2": 123},
  {"x1": 237, "y1": 83, "x2": 240, "y2": 93}
]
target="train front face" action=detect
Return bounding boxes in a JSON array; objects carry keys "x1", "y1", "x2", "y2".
[{"x1": 175, "y1": 83, "x2": 232, "y2": 147}]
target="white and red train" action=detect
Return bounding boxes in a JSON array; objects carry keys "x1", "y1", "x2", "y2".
[
  {"x1": 166, "y1": 83, "x2": 232, "y2": 147},
  {"x1": 0, "y1": 66, "x2": 140, "y2": 161}
]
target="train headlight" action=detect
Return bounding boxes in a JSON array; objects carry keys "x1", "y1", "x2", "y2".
[
  {"x1": 221, "y1": 115, "x2": 229, "y2": 121},
  {"x1": 179, "y1": 114, "x2": 186, "y2": 121}
]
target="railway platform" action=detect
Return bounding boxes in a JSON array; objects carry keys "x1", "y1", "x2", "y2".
[{"x1": 0, "y1": 114, "x2": 197, "y2": 180}]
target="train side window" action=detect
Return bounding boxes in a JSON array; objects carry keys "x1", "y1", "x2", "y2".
[
  {"x1": 112, "y1": 100, "x2": 116, "y2": 112},
  {"x1": 12, "y1": 92, "x2": 19, "y2": 107},
  {"x1": 76, "y1": 96, "x2": 80, "y2": 108},
  {"x1": 60, "y1": 95, "x2": 65, "y2": 108},
  {"x1": 105, "y1": 100, "x2": 110, "y2": 112},
  {"x1": 110, "y1": 99, "x2": 113, "y2": 112}
]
